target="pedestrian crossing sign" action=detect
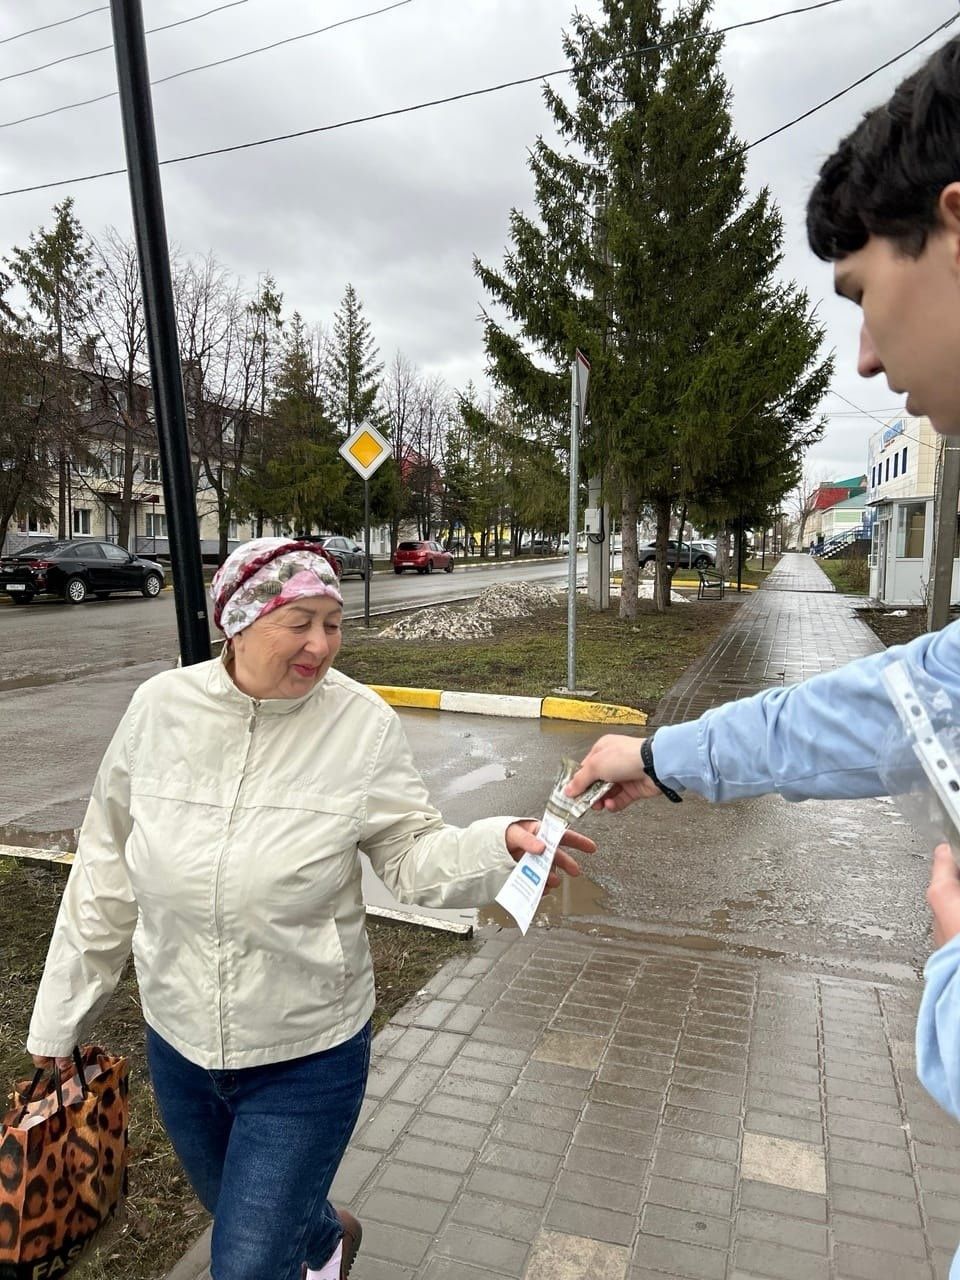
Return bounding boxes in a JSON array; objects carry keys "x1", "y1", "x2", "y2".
[{"x1": 339, "y1": 423, "x2": 392, "y2": 479}]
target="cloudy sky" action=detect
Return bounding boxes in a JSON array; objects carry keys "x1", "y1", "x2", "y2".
[{"x1": 0, "y1": 0, "x2": 954, "y2": 486}]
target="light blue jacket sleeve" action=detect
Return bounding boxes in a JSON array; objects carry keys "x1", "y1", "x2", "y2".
[
  {"x1": 652, "y1": 618, "x2": 960, "y2": 803},
  {"x1": 917, "y1": 933, "x2": 960, "y2": 1121},
  {"x1": 918, "y1": 933, "x2": 960, "y2": 1280}
]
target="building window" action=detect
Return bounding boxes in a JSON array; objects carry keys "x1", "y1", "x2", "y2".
[
  {"x1": 271, "y1": 521, "x2": 285, "y2": 538},
  {"x1": 72, "y1": 508, "x2": 91, "y2": 536},
  {"x1": 142, "y1": 455, "x2": 161, "y2": 482},
  {"x1": 885, "y1": 457, "x2": 891, "y2": 482},
  {"x1": 871, "y1": 465, "x2": 876, "y2": 489},
  {"x1": 73, "y1": 456, "x2": 97, "y2": 477},
  {"x1": 145, "y1": 511, "x2": 168, "y2": 538},
  {"x1": 902, "y1": 445, "x2": 908, "y2": 473},
  {"x1": 893, "y1": 453, "x2": 899, "y2": 478},
  {"x1": 110, "y1": 451, "x2": 124, "y2": 478},
  {"x1": 228, "y1": 519, "x2": 239, "y2": 540},
  {"x1": 896, "y1": 502, "x2": 925, "y2": 559},
  {"x1": 18, "y1": 513, "x2": 48, "y2": 534}
]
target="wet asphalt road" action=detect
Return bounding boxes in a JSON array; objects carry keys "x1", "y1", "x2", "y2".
[
  {"x1": 0, "y1": 555, "x2": 932, "y2": 983},
  {"x1": 0, "y1": 557, "x2": 574, "y2": 690}
]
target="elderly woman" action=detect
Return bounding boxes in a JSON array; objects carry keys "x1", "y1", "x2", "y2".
[{"x1": 27, "y1": 537, "x2": 594, "y2": 1280}]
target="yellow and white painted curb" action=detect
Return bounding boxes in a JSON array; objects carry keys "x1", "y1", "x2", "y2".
[{"x1": 369, "y1": 685, "x2": 647, "y2": 726}]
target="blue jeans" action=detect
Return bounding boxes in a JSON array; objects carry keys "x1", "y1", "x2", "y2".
[{"x1": 146, "y1": 1024, "x2": 371, "y2": 1280}]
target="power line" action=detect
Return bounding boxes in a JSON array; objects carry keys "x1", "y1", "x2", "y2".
[
  {"x1": 0, "y1": 6, "x2": 107, "y2": 48},
  {"x1": 746, "y1": 11, "x2": 959, "y2": 149},
  {"x1": 0, "y1": 0, "x2": 932, "y2": 201},
  {"x1": 0, "y1": 0, "x2": 413, "y2": 132},
  {"x1": 829, "y1": 390, "x2": 937, "y2": 451},
  {"x1": 0, "y1": 0, "x2": 252, "y2": 85}
]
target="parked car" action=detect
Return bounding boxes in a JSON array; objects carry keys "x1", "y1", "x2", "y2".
[
  {"x1": 0, "y1": 539, "x2": 165, "y2": 605},
  {"x1": 637, "y1": 539, "x2": 715, "y2": 570},
  {"x1": 391, "y1": 540, "x2": 454, "y2": 574},
  {"x1": 308, "y1": 535, "x2": 369, "y2": 580}
]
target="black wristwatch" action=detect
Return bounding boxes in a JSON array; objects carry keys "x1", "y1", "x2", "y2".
[{"x1": 641, "y1": 737, "x2": 683, "y2": 804}]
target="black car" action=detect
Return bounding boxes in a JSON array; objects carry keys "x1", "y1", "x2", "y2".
[{"x1": 0, "y1": 539, "x2": 166, "y2": 605}]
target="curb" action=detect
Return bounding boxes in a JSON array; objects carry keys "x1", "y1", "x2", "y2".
[{"x1": 369, "y1": 685, "x2": 647, "y2": 726}]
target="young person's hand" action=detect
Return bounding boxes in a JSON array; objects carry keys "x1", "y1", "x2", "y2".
[
  {"x1": 504, "y1": 821, "x2": 597, "y2": 890},
  {"x1": 565, "y1": 736, "x2": 661, "y2": 811},
  {"x1": 927, "y1": 843, "x2": 960, "y2": 949}
]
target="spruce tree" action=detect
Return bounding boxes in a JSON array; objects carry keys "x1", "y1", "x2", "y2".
[
  {"x1": 254, "y1": 313, "x2": 345, "y2": 534},
  {"x1": 325, "y1": 283, "x2": 388, "y2": 532},
  {"x1": 477, "y1": 0, "x2": 830, "y2": 614},
  {"x1": 7, "y1": 198, "x2": 98, "y2": 538}
]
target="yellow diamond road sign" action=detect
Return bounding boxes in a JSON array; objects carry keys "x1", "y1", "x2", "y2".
[{"x1": 339, "y1": 423, "x2": 392, "y2": 480}]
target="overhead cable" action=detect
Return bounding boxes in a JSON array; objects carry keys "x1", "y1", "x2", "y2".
[
  {"x1": 0, "y1": 6, "x2": 107, "y2": 47},
  {"x1": 746, "y1": 10, "x2": 958, "y2": 149},
  {"x1": 0, "y1": 0, "x2": 413, "y2": 131},
  {"x1": 4, "y1": 1, "x2": 945, "y2": 201},
  {"x1": 0, "y1": 0, "x2": 252, "y2": 85}
]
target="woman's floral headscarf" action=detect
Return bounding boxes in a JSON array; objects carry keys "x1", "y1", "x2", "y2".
[{"x1": 211, "y1": 537, "x2": 343, "y2": 639}]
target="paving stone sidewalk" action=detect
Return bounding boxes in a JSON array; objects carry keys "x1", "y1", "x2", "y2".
[{"x1": 167, "y1": 555, "x2": 960, "y2": 1280}]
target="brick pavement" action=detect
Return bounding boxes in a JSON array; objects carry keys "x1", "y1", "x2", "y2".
[
  {"x1": 650, "y1": 554, "x2": 882, "y2": 725},
  {"x1": 167, "y1": 934, "x2": 958, "y2": 1280},
  {"x1": 166, "y1": 554, "x2": 960, "y2": 1280}
]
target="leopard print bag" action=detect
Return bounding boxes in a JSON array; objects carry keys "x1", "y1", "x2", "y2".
[{"x1": 0, "y1": 1045, "x2": 128, "y2": 1280}]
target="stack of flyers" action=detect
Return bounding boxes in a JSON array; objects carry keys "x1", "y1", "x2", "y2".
[{"x1": 495, "y1": 757, "x2": 613, "y2": 933}]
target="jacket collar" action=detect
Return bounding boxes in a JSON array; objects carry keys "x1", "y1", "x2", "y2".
[{"x1": 205, "y1": 647, "x2": 325, "y2": 716}]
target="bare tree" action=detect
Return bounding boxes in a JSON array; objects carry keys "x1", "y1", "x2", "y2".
[
  {"x1": 791, "y1": 468, "x2": 829, "y2": 549},
  {"x1": 72, "y1": 229, "x2": 153, "y2": 548},
  {"x1": 406, "y1": 374, "x2": 451, "y2": 539},
  {"x1": 175, "y1": 254, "x2": 258, "y2": 562},
  {"x1": 380, "y1": 351, "x2": 418, "y2": 552}
]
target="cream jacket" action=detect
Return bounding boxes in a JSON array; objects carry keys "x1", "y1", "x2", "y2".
[{"x1": 28, "y1": 656, "x2": 517, "y2": 1068}]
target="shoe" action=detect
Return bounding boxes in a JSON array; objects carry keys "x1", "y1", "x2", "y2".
[
  {"x1": 336, "y1": 1208, "x2": 362, "y2": 1279},
  {"x1": 299, "y1": 1211, "x2": 362, "y2": 1280}
]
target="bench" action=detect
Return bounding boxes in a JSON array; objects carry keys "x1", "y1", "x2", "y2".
[{"x1": 697, "y1": 566, "x2": 725, "y2": 600}]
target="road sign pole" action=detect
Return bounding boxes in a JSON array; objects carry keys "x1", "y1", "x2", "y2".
[
  {"x1": 109, "y1": 0, "x2": 209, "y2": 665},
  {"x1": 364, "y1": 479, "x2": 371, "y2": 628}
]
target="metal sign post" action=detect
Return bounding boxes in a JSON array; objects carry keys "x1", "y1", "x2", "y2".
[
  {"x1": 109, "y1": 0, "x2": 209, "y2": 664},
  {"x1": 566, "y1": 351, "x2": 590, "y2": 692},
  {"x1": 339, "y1": 423, "x2": 392, "y2": 626}
]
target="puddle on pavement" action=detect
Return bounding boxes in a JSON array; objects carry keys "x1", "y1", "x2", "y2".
[{"x1": 482, "y1": 866, "x2": 608, "y2": 930}]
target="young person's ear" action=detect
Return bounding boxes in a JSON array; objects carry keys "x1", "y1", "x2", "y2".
[{"x1": 937, "y1": 182, "x2": 960, "y2": 239}]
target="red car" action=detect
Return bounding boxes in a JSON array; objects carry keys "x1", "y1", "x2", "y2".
[{"x1": 391, "y1": 540, "x2": 454, "y2": 575}]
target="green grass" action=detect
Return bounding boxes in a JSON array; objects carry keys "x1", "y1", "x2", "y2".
[
  {"x1": 0, "y1": 857, "x2": 469, "y2": 1280},
  {"x1": 816, "y1": 555, "x2": 871, "y2": 595},
  {"x1": 339, "y1": 595, "x2": 742, "y2": 713}
]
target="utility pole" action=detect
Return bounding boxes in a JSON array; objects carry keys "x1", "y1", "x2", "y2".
[
  {"x1": 927, "y1": 436, "x2": 960, "y2": 632},
  {"x1": 110, "y1": 0, "x2": 210, "y2": 664}
]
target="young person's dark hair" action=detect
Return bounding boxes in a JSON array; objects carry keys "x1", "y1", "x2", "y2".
[{"x1": 807, "y1": 34, "x2": 960, "y2": 262}]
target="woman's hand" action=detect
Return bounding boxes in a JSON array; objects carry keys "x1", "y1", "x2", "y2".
[
  {"x1": 504, "y1": 820, "x2": 597, "y2": 891},
  {"x1": 30, "y1": 1054, "x2": 75, "y2": 1074},
  {"x1": 565, "y1": 735, "x2": 661, "y2": 812},
  {"x1": 927, "y1": 843, "x2": 960, "y2": 949}
]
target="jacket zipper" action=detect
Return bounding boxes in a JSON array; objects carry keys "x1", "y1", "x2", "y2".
[{"x1": 213, "y1": 699, "x2": 260, "y2": 1067}]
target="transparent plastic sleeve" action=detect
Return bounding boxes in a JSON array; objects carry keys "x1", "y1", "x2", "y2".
[{"x1": 879, "y1": 659, "x2": 960, "y2": 859}]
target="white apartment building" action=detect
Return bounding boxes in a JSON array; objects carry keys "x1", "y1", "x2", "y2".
[{"x1": 866, "y1": 414, "x2": 960, "y2": 605}]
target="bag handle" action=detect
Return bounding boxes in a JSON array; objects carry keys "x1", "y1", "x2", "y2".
[{"x1": 12, "y1": 1047, "x2": 89, "y2": 1125}]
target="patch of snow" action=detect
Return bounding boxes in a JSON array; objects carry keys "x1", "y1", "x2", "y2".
[{"x1": 379, "y1": 581, "x2": 563, "y2": 641}]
